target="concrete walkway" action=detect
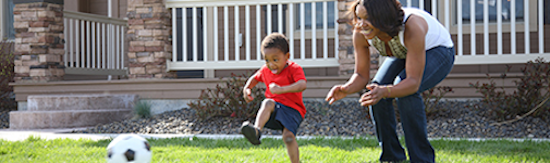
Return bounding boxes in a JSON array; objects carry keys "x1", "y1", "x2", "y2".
[{"x1": 1, "y1": 128, "x2": 549, "y2": 142}]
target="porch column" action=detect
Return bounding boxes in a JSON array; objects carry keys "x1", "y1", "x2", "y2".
[
  {"x1": 12, "y1": 0, "x2": 65, "y2": 82},
  {"x1": 126, "y1": 0, "x2": 175, "y2": 79},
  {"x1": 337, "y1": 0, "x2": 379, "y2": 78}
]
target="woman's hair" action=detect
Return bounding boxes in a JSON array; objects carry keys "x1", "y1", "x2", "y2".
[
  {"x1": 261, "y1": 33, "x2": 290, "y2": 54},
  {"x1": 348, "y1": 0, "x2": 404, "y2": 37}
]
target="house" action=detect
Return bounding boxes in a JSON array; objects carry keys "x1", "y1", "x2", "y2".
[{"x1": 1, "y1": 0, "x2": 549, "y2": 128}]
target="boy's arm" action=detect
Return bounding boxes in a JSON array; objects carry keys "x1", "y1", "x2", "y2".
[
  {"x1": 244, "y1": 75, "x2": 260, "y2": 89},
  {"x1": 243, "y1": 75, "x2": 260, "y2": 102},
  {"x1": 269, "y1": 79, "x2": 306, "y2": 94}
]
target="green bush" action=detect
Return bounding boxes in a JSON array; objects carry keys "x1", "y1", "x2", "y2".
[
  {"x1": 470, "y1": 57, "x2": 550, "y2": 121},
  {"x1": 188, "y1": 73, "x2": 265, "y2": 119},
  {"x1": 422, "y1": 86, "x2": 454, "y2": 117},
  {"x1": 0, "y1": 41, "x2": 15, "y2": 111},
  {"x1": 134, "y1": 100, "x2": 152, "y2": 119}
]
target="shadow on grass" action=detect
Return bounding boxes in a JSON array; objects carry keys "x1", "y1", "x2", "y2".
[
  {"x1": 76, "y1": 136, "x2": 381, "y2": 151},
  {"x1": 149, "y1": 136, "x2": 382, "y2": 151}
]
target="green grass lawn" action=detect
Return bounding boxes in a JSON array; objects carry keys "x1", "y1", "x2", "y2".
[{"x1": 0, "y1": 136, "x2": 549, "y2": 163}]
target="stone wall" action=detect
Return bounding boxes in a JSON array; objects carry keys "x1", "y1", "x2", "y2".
[
  {"x1": 13, "y1": 1, "x2": 65, "y2": 82},
  {"x1": 126, "y1": 0, "x2": 175, "y2": 79},
  {"x1": 337, "y1": 0, "x2": 379, "y2": 79}
]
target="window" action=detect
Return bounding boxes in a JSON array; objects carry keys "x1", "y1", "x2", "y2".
[
  {"x1": 458, "y1": 0, "x2": 524, "y2": 23},
  {"x1": 398, "y1": 0, "x2": 433, "y2": 14},
  {"x1": 175, "y1": 8, "x2": 204, "y2": 62},
  {"x1": 264, "y1": 4, "x2": 287, "y2": 34},
  {"x1": 1, "y1": 0, "x2": 15, "y2": 40},
  {"x1": 295, "y1": 2, "x2": 336, "y2": 30}
]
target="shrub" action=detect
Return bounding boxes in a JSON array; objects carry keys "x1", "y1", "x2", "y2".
[
  {"x1": 134, "y1": 100, "x2": 152, "y2": 119},
  {"x1": 188, "y1": 73, "x2": 265, "y2": 119},
  {"x1": 422, "y1": 86, "x2": 454, "y2": 117},
  {"x1": 470, "y1": 57, "x2": 550, "y2": 121},
  {"x1": 0, "y1": 41, "x2": 15, "y2": 111}
]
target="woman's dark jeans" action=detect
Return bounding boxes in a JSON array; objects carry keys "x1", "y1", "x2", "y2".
[{"x1": 371, "y1": 46, "x2": 455, "y2": 163}]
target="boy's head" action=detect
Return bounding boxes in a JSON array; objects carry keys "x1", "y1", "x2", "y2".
[{"x1": 261, "y1": 33, "x2": 290, "y2": 74}]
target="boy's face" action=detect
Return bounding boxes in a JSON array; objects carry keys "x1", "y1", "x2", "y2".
[{"x1": 262, "y1": 48, "x2": 289, "y2": 75}]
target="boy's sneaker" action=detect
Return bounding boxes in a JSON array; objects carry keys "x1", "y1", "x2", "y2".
[{"x1": 241, "y1": 121, "x2": 261, "y2": 145}]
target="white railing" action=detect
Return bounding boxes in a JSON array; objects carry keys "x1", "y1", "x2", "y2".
[
  {"x1": 63, "y1": 11, "x2": 127, "y2": 75},
  {"x1": 166, "y1": 0, "x2": 339, "y2": 72},
  {"x1": 166, "y1": 0, "x2": 548, "y2": 72},
  {"x1": 403, "y1": 0, "x2": 548, "y2": 65}
]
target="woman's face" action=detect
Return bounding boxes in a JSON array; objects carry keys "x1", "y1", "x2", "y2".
[{"x1": 355, "y1": 4, "x2": 381, "y2": 40}]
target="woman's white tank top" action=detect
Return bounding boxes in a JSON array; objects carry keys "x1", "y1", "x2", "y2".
[{"x1": 368, "y1": 7, "x2": 454, "y2": 58}]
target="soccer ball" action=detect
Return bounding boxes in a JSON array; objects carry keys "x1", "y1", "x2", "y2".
[{"x1": 106, "y1": 134, "x2": 152, "y2": 163}]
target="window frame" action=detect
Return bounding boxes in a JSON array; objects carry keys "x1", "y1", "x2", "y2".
[
  {"x1": 443, "y1": 0, "x2": 539, "y2": 35},
  {"x1": 457, "y1": 0, "x2": 525, "y2": 24},
  {"x1": 290, "y1": 1, "x2": 337, "y2": 40},
  {"x1": 0, "y1": 0, "x2": 15, "y2": 41},
  {"x1": 1, "y1": 0, "x2": 6, "y2": 40}
]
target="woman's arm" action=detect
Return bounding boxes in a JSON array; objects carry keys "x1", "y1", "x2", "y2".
[
  {"x1": 389, "y1": 14, "x2": 428, "y2": 97},
  {"x1": 340, "y1": 28, "x2": 372, "y2": 94}
]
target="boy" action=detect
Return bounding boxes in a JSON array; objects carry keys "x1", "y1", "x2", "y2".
[{"x1": 241, "y1": 33, "x2": 307, "y2": 163}]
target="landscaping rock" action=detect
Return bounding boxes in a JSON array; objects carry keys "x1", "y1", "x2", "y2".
[{"x1": 67, "y1": 99, "x2": 550, "y2": 139}]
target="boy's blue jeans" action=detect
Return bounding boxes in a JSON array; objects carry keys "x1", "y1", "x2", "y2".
[{"x1": 371, "y1": 46, "x2": 455, "y2": 163}]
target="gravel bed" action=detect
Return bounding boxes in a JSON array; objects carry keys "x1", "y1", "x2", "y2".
[
  {"x1": 64, "y1": 99, "x2": 550, "y2": 139},
  {"x1": 0, "y1": 110, "x2": 10, "y2": 129}
]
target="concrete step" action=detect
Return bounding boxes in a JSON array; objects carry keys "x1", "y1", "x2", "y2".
[
  {"x1": 9, "y1": 109, "x2": 133, "y2": 129},
  {"x1": 27, "y1": 94, "x2": 138, "y2": 111}
]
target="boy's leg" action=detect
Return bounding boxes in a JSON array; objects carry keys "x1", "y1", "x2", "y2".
[
  {"x1": 241, "y1": 99, "x2": 276, "y2": 145},
  {"x1": 282, "y1": 128, "x2": 299, "y2": 163},
  {"x1": 254, "y1": 99, "x2": 276, "y2": 130}
]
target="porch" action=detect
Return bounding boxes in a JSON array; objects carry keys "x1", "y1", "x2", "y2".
[{"x1": 9, "y1": 0, "x2": 550, "y2": 102}]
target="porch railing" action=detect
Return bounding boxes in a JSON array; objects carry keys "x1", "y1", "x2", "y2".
[
  {"x1": 374, "y1": 0, "x2": 549, "y2": 65},
  {"x1": 166, "y1": 0, "x2": 340, "y2": 72},
  {"x1": 63, "y1": 11, "x2": 127, "y2": 75},
  {"x1": 167, "y1": 0, "x2": 548, "y2": 72}
]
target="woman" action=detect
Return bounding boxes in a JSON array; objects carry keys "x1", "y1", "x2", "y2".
[{"x1": 325, "y1": 0, "x2": 455, "y2": 162}]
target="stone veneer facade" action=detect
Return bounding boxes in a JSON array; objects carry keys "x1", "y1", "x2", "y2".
[
  {"x1": 123, "y1": 0, "x2": 367, "y2": 79},
  {"x1": 126, "y1": 0, "x2": 175, "y2": 79},
  {"x1": 10, "y1": 0, "x2": 371, "y2": 82},
  {"x1": 12, "y1": 0, "x2": 65, "y2": 82},
  {"x1": 337, "y1": 0, "x2": 379, "y2": 78}
]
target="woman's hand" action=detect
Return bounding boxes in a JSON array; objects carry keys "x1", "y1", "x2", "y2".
[
  {"x1": 243, "y1": 88, "x2": 253, "y2": 103},
  {"x1": 325, "y1": 85, "x2": 349, "y2": 105},
  {"x1": 359, "y1": 83, "x2": 389, "y2": 106}
]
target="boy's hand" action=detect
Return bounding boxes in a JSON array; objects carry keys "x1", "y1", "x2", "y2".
[
  {"x1": 243, "y1": 88, "x2": 254, "y2": 103},
  {"x1": 269, "y1": 83, "x2": 283, "y2": 94}
]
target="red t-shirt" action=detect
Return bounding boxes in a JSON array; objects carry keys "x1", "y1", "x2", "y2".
[{"x1": 253, "y1": 61, "x2": 307, "y2": 118}]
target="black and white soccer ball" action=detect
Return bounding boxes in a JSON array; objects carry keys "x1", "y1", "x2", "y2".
[{"x1": 106, "y1": 134, "x2": 152, "y2": 163}]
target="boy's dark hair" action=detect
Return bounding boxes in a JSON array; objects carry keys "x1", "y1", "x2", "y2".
[
  {"x1": 261, "y1": 33, "x2": 290, "y2": 55},
  {"x1": 348, "y1": 0, "x2": 404, "y2": 37}
]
